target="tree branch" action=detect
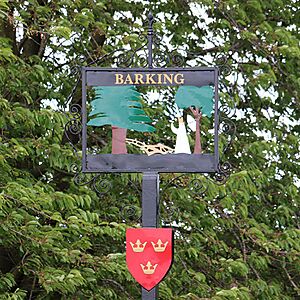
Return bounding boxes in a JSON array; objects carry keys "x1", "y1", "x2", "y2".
[{"x1": 283, "y1": 265, "x2": 299, "y2": 292}]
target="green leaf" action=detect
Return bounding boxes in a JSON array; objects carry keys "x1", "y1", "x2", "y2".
[{"x1": 51, "y1": 26, "x2": 72, "y2": 39}]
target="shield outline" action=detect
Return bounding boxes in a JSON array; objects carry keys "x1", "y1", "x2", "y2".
[{"x1": 126, "y1": 228, "x2": 174, "y2": 291}]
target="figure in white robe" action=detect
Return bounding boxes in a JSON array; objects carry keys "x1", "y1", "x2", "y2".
[{"x1": 171, "y1": 117, "x2": 191, "y2": 154}]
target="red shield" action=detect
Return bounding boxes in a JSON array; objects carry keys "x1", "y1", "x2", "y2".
[{"x1": 126, "y1": 228, "x2": 173, "y2": 291}]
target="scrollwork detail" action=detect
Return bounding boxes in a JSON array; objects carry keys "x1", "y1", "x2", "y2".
[
  {"x1": 211, "y1": 161, "x2": 232, "y2": 185},
  {"x1": 153, "y1": 51, "x2": 168, "y2": 68},
  {"x1": 120, "y1": 205, "x2": 141, "y2": 222},
  {"x1": 115, "y1": 33, "x2": 149, "y2": 68},
  {"x1": 188, "y1": 178, "x2": 208, "y2": 196},
  {"x1": 219, "y1": 117, "x2": 236, "y2": 154},
  {"x1": 71, "y1": 163, "x2": 112, "y2": 195},
  {"x1": 161, "y1": 204, "x2": 179, "y2": 224},
  {"x1": 70, "y1": 104, "x2": 82, "y2": 118},
  {"x1": 171, "y1": 52, "x2": 186, "y2": 67},
  {"x1": 92, "y1": 176, "x2": 113, "y2": 196},
  {"x1": 74, "y1": 172, "x2": 94, "y2": 187},
  {"x1": 215, "y1": 54, "x2": 232, "y2": 76},
  {"x1": 116, "y1": 50, "x2": 136, "y2": 68},
  {"x1": 64, "y1": 105, "x2": 82, "y2": 155}
]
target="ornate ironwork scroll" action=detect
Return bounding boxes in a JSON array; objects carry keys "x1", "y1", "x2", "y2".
[{"x1": 63, "y1": 104, "x2": 82, "y2": 160}]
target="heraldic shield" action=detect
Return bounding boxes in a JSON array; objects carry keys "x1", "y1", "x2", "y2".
[{"x1": 126, "y1": 228, "x2": 173, "y2": 291}]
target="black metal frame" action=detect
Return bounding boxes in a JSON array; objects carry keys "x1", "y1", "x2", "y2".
[
  {"x1": 82, "y1": 67, "x2": 219, "y2": 173},
  {"x1": 63, "y1": 11, "x2": 237, "y2": 300}
]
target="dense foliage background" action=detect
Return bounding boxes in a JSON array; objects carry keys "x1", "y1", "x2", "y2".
[{"x1": 0, "y1": 0, "x2": 299, "y2": 299}]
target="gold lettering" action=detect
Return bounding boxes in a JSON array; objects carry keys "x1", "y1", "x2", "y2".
[
  {"x1": 157, "y1": 74, "x2": 163, "y2": 84},
  {"x1": 145, "y1": 74, "x2": 156, "y2": 84},
  {"x1": 115, "y1": 74, "x2": 124, "y2": 84},
  {"x1": 134, "y1": 73, "x2": 144, "y2": 84},
  {"x1": 174, "y1": 73, "x2": 185, "y2": 84},
  {"x1": 163, "y1": 74, "x2": 174, "y2": 84},
  {"x1": 124, "y1": 74, "x2": 133, "y2": 84},
  {"x1": 115, "y1": 72, "x2": 185, "y2": 85}
]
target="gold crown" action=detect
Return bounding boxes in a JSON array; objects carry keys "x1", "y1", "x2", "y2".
[
  {"x1": 151, "y1": 239, "x2": 168, "y2": 252},
  {"x1": 130, "y1": 239, "x2": 147, "y2": 252},
  {"x1": 140, "y1": 261, "x2": 158, "y2": 275}
]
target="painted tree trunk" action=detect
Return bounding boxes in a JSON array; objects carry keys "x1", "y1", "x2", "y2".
[
  {"x1": 189, "y1": 107, "x2": 202, "y2": 154},
  {"x1": 111, "y1": 126, "x2": 127, "y2": 154},
  {"x1": 194, "y1": 117, "x2": 202, "y2": 154}
]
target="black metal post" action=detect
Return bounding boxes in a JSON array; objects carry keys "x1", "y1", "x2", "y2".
[
  {"x1": 142, "y1": 172, "x2": 159, "y2": 299},
  {"x1": 143, "y1": 14, "x2": 157, "y2": 298},
  {"x1": 142, "y1": 287, "x2": 158, "y2": 299}
]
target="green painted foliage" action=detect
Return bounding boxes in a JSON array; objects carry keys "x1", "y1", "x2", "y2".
[
  {"x1": 175, "y1": 85, "x2": 214, "y2": 116},
  {"x1": 88, "y1": 86, "x2": 155, "y2": 132}
]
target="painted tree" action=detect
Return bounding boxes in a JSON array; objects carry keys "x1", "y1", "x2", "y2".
[
  {"x1": 175, "y1": 85, "x2": 214, "y2": 154},
  {"x1": 87, "y1": 86, "x2": 155, "y2": 154}
]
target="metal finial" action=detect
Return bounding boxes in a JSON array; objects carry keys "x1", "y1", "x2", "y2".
[
  {"x1": 148, "y1": 11, "x2": 154, "y2": 34},
  {"x1": 148, "y1": 11, "x2": 153, "y2": 21}
]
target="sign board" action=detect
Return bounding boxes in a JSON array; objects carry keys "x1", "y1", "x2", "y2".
[{"x1": 82, "y1": 67, "x2": 219, "y2": 173}]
